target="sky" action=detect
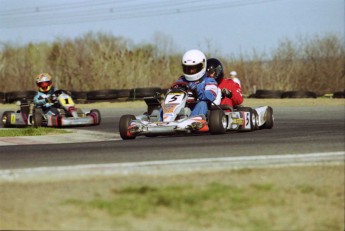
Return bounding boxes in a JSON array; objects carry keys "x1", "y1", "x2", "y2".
[{"x1": 0, "y1": 0, "x2": 344, "y2": 56}]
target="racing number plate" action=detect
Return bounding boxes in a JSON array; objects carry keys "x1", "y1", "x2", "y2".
[
  {"x1": 11, "y1": 114, "x2": 16, "y2": 124},
  {"x1": 244, "y1": 112, "x2": 251, "y2": 129},
  {"x1": 164, "y1": 93, "x2": 184, "y2": 104},
  {"x1": 59, "y1": 97, "x2": 74, "y2": 107}
]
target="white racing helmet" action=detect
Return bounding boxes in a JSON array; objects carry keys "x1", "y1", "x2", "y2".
[
  {"x1": 230, "y1": 71, "x2": 237, "y2": 77},
  {"x1": 181, "y1": 49, "x2": 207, "y2": 81},
  {"x1": 229, "y1": 71, "x2": 241, "y2": 86}
]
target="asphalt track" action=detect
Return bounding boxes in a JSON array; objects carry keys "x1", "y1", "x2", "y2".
[{"x1": 0, "y1": 106, "x2": 344, "y2": 171}]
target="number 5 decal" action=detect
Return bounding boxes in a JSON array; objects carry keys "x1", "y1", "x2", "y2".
[{"x1": 165, "y1": 93, "x2": 183, "y2": 104}]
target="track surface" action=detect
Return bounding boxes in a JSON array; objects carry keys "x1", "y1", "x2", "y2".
[{"x1": 0, "y1": 106, "x2": 344, "y2": 170}]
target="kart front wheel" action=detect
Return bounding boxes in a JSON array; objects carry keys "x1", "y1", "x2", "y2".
[
  {"x1": 2, "y1": 111, "x2": 14, "y2": 128},
  {"x1": 251, "y1": 109, "x2": 259, "y2": 130},
  {"x1": 208, "y1": 109, "x2": 227, "y2": 134},
  {"x1": 33, "y1": 109, "x2": 43, "y2": 128},
  {"x1": 90, "y1": 109, "x2": 101, "y2": 125},
  {"x1": 261, "y1": 106, "x2": 274, "y2": 129},
  {"x1": 119, "y1": 114, "x2": 136, "y2": 140}
]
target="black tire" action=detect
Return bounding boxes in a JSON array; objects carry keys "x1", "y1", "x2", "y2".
[
  {"x1": 89, "y1": 109, "x2": 101, "y2": 125},
  {"x1": 129, "y1": 87, "x2": 162, "y2": 100},
  {"x1": 119, "y1": 114, "x2": 136, "y2": 140},
  {"x1": 252, "y1": 109, "x2": 259, "y2": 130},
  {"x1": 333, "y1": 91, "x2": 345, "y2": 98},
  {"x1": 33, "y1": 109, "x2": 43, "y2": 128},
  {"x1": 2, "y1": 111, "x2": 14, "y2": 128},
  {"x1": 161, "y1": 88, "x2": 170, "y2": 96},
  {"x1": 0, "y1": 92, "x2": 5, "y2": 104},
  {"x1": 116, "y1": 89, "x2": 131, "y2": 99},
  {"x1": 6, "y1": 90, "x2": 36, "y2": 103},
  {"x1": 281, "y1": 91, "x2": 317, "y2": 98},
  {"x1": 208, "y1": 109, "x2": 227, "y2": 134},
  {"x1": 261, "y1": 106, "x2": 274, "y2": 129},
  {"x1": 254, "y1": 90, "x2": 283, "y2": 99},
  {"x1": 86, "y1": 89, "x2": 118, "y2": 101},
  {"x1": 68, "y1": 91, "x2": 87, "y2": 103}
]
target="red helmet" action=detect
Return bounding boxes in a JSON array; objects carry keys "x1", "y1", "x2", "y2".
[{"x1": 36, "y1": 73, "x2": 52, "y2": 93}]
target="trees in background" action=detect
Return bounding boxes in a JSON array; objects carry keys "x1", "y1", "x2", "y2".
[{"x1": 0, "y1": 32, "x2": 344, "y2": 95}]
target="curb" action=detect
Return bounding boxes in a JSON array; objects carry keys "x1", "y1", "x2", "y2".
[{"x1": 1, "y1": 152, "x2": 343, "y2": 181}]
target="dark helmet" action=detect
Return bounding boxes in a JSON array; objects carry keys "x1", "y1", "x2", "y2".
[{"x1": 206, "y1": 58, "x2": 224, "y2": 82}]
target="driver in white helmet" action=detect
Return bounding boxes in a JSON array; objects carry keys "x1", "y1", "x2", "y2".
[
  {"x1": 229, "y1": 71, "x2": 241, "y2": 87},
  {"x1": 172, "y1": 49, "x2": 218, "y2": 117}
]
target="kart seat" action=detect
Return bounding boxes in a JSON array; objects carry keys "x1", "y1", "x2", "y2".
[{"x1": 144, "y1": 96, "x2": 161, "y2": 115}]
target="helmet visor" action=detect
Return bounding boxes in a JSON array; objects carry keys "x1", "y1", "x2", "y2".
[
  {"x1": 183, "y1": 63, "x2": 204, "y2": 75},
  {"x1": 38, "y1": 81, "x2": 51, "y2": 91},
  {"x1": 207, "y1": 65, "x2": 222, "y2": 79},
  {"x1": 207, "y1": 68, "x2": 216, "y2": 77}
]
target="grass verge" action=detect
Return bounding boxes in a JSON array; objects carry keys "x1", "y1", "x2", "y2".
[
  {"x1": 0, "y1": 164, "x2": 344, "y2": 231},
  {"x1": 0, "y1": 127, "x2": 70, "y2": 137}
]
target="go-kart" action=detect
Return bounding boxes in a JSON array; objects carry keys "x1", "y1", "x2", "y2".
[
  {"x1": 119, "y1": 82, "x2": 273, "y2": 140},
  {"x1": 1, "y1": 90, "x2": 101, "y2": 128}
]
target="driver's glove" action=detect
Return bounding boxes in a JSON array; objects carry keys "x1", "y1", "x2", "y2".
[
  {"x1": 221, "y1": 88, "x2": 232, "y2": 98},
  {"x1": 45, "y1": 95, "x2": 57, "y2": 103},
  {"x1": 189, "y1": 82, "x2": 197, "y2": 90}
]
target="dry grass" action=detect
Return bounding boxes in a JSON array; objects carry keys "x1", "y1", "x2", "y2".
[
  {"x1": 1, "y1": 33, "x2": 344, "y2": 95},
  {"x1": 0, "y1": 164, "x2": 343, "y2": 231}
]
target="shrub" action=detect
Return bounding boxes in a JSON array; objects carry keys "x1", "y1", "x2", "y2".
[{"x1": 0, "y1": 33, "x2": 343, "y2": 95}]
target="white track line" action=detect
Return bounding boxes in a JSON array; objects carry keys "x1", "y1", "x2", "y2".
[{"x1": 1, "y1": 151, "x2": 344, "y2": 181}]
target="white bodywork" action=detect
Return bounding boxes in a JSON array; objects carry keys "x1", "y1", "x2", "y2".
[{"x1": 121, "y1": 87, "x2": 273, "y2": 138}]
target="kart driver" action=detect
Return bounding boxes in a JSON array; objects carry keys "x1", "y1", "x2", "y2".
[
  {"x1": 173, "y1": 49, "x2": 218, "y2": 117},
  {"x1": 229, "y1": 70, "x2": 241, "y2": 87},
  {"x1": 206, "y1": 58, "x2": 243, "y2": 107},
  {"x1": 33, "y1": 73, "x2": 60, "y2": 116}
]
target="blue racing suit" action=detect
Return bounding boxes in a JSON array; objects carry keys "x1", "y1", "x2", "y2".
[
  {"x1": 33, "y1": 86, "x2": 60, "y2": 116},
  {"x1": 176, "y1": 74, "x2": 218, "y2": 116}
]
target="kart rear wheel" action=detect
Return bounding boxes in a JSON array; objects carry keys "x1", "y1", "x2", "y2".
[
  {"x1": 33, "y1": 109, "x2": 43, "y2": 128},
  {"x1": 251, "y1": 109, "x2": 259, "y2": 130},
  {"x1": 119, "y1": 114, "x2": 136, "y2": 140},
  {"x1": 208, "y1": 109, "x2": 227, "y2": 134},
  {"x1": 261, "y1": 106, "x2": 274, "y2": 129},
  {"x1": 90, "y1": 109, "x2": 101, "y2": 125},
  {"x1": 2, "y1": 111, "x2": 14, "y2": 128}
]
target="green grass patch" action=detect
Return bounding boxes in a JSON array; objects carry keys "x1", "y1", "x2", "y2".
[
  {"x1": 0, "y1": 127, "x2": 70, "y2": 137},
  {"x1": 63, "y1": 180, "x2": 326, "y2": 228}
]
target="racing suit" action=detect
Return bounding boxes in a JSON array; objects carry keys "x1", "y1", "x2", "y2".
[
  {"x1": 176, "y1": 74, "x2": 218, "y2": 116},
  {"x1": 33, "y1": 86, "x2": 60, "y2": 115},
  {"x1": 218, "y1": 78, "x2": 243, "y2": 107}
]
